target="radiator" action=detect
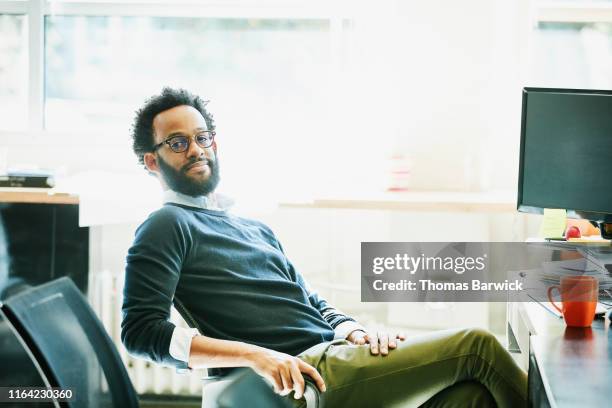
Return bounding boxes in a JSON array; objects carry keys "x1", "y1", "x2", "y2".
[{"x1": 90, "y1": 271, "x2": 202, "y2": 396}]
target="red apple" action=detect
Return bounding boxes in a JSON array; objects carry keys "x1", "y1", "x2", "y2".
[{"x1": 565, "y1": 225, "x2": 581, "y2": 240}]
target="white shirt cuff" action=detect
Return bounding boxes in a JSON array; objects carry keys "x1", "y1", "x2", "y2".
[
  {"x1": 333, "y1": 320, "x2": 366, "y2": 340},
  {"x1": 169, "y1": 327, "x2": 200, "y2": 363}
]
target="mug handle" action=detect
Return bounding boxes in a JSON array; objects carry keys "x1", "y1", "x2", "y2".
[{"x1": 547, "y1": 285, "x2": 563, "y2": 314}]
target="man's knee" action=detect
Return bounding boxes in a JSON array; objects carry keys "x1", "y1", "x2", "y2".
[{"x1": 460, "y1": 327, "x2": 500, "y2": 350}]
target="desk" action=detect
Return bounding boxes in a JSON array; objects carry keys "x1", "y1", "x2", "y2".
[
  {"x1": 507, "y1": 301, "x2": 612, "y2": 407},
  {"x1": 0, "y1": 188, "x2": 88, "y2": 294},
  {"x1": 0, "y1": 187, "x2": 78, "y2": 205}
]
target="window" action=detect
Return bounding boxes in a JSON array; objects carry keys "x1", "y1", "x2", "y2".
[
  {"x1": 0, "y1": 14, "x2": 28, "y2": 130},
  {"x1": 45, "y1": 17, "x2": 332, "y2": 135},
  {"x1": 531, "y1": 22, "x2": 612, "y2": 88},
  {"x1": 531, "y1": 0, "x2": 612, "y2": 88},
  {"x1": 8, "y1": 0, "x2": 610, "y2": 195},
  {"x1": 44, "y1": 15, "x2": 337, "y2": 197}
]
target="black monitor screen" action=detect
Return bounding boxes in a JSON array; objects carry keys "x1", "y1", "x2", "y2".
[{"x1": 518, "y1": 88, "x2": 612, "y2": 222}]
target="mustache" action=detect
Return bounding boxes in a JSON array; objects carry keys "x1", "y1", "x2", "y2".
[{"x1": 181, "y1": 158, "x2": 212, "y2": 173}]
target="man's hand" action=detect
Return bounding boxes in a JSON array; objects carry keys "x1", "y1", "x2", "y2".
[
  {"x1": 347, "y1": 329, "x2": 406, "y2": 356},
  {"x1": 247, "y1": 348, "x2": 326, "y2": 399}
]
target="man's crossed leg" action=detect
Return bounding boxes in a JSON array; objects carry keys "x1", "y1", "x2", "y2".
[{"x1": 287, "y1": 327, "x2": 527, "y2": 408}]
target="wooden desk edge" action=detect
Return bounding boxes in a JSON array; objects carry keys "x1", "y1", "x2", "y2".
[
  {"x1": 280, "y1": 200, "x2": 515, "y2": 213},
  {"x1": 0, "y1": 189, "x2": 79, "y2": 205}
]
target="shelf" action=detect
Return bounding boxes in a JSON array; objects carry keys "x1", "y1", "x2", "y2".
[{"x1": 279, "y1": 191, "x2": 517, "y2": 213}]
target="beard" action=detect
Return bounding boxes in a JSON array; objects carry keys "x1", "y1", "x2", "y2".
[{"x1": 157, "y1": 154, "x2": 220, "y2": 197}]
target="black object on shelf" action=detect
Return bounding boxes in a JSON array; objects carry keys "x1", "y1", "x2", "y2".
[{"x1": 0, "y1": 172, "x2": 55, "y2": 188}]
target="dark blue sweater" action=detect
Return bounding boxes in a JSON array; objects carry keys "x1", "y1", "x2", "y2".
[{"x1": 121, "y1": 203, "x2": 353, "y2": 369}]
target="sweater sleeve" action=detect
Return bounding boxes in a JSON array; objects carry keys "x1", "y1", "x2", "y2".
[
  {"x1": 121, "y1": 208, "x2": 191, "y2": 369},
  {"x1": 261, "y1": 224, "x2": 359, "y2": 330},
  {"x1": 296, "y1": 268, "x2": 358, "y2": 330}
]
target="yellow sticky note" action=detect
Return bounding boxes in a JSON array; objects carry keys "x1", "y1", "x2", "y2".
[{"x1": 539, "y1": 209, "x2": 567, "y2": 239}]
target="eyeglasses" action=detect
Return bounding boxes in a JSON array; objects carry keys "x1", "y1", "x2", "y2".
[{"x1": 152, "y1": 130, "x2": 216, "y2": 153}]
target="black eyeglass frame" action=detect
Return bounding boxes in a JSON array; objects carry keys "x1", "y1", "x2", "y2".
[{"x1": 152, "y1": 130, "x2": 216, "y2": 153}]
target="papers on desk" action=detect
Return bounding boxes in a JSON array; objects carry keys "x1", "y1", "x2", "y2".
[
  {"x1": 538, "y1": 258, "x2": 612, "y2": 288},
  {"x1": 517, "y1": 257, "x2": 612, "y2": 317},
  {"x1": 577, "y1": 246, "x2": 612, "y2": 274}
]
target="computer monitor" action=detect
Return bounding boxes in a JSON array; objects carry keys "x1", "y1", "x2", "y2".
[{"x1": 517, "y1": 87, "x2": 612, "y2": 238}]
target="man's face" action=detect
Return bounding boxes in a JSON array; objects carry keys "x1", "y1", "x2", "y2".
[{"x1": 145, "y1": 105, "x2": 220, "y2": 197}]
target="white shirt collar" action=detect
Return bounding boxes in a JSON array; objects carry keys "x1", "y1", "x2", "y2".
[{"x1": 163, "y1": 190, "x2": 234, "y2": 211}]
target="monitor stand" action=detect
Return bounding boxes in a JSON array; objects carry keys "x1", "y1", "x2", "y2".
[{"x1": 597, "y1": 222, "x2": 612, "y2": 240}]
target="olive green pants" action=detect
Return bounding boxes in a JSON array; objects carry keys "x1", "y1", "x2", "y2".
[{"x1": 288, "y1": 328, "x2": 527, "y2": 408}]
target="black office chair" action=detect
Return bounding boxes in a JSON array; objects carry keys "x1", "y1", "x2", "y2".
[{"x1": 0, "y1": 277, "x2": 139, "y2": 408}]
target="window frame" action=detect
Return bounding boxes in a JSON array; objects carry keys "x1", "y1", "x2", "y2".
[
  {"x1": 535, "y1": 1, "x2": 612, "y2": 23},
  {"x1": 527, "y1": 1, "x2": 612, "y2": 90}
]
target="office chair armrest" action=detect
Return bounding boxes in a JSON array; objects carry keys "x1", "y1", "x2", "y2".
[
  {"x1": 202, "y1": 376, "x2": 234, "y2": 408},
  {"x1": 203, "y1": 371, "x2": 322, "y2": 408},
  {"x1": 202, "y1": 375, "x2": 225, "y2": 384},
  {"x1": 303, "y1": 375, "x2": 322, "y2": 408}
]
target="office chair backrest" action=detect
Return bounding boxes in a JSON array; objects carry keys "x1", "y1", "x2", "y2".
[{"x1": 1, "y1": 277, "x2": 139, "y2": 408}]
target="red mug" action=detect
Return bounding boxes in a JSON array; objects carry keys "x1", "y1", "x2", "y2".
[{"x1": 547, "y1": 276, "x2": 598, "y2": 327}]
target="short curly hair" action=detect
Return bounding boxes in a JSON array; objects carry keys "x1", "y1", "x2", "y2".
[{"x1": 131, "y1": 87, "x2": 215, "y2": 167}]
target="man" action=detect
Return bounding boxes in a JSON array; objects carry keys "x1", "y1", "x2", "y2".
[{"x1": 122, "y1": 88, "x2": 527, "y2": 407}]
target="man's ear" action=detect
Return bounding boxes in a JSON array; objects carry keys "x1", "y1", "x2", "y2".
[{"x1": 143, "y1": 152, "x2": 160, "y2": 174}]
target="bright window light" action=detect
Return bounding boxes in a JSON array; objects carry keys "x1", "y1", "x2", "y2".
[
  {"x1": 44, "y1": 16, "x2": 337, "y2": 201},
  {"x1": 0, "y1": 14, "x2": 28, "y2": 131},
  {"x1": 531, "y1": 22, "x2": 612, "y2": 89}
]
